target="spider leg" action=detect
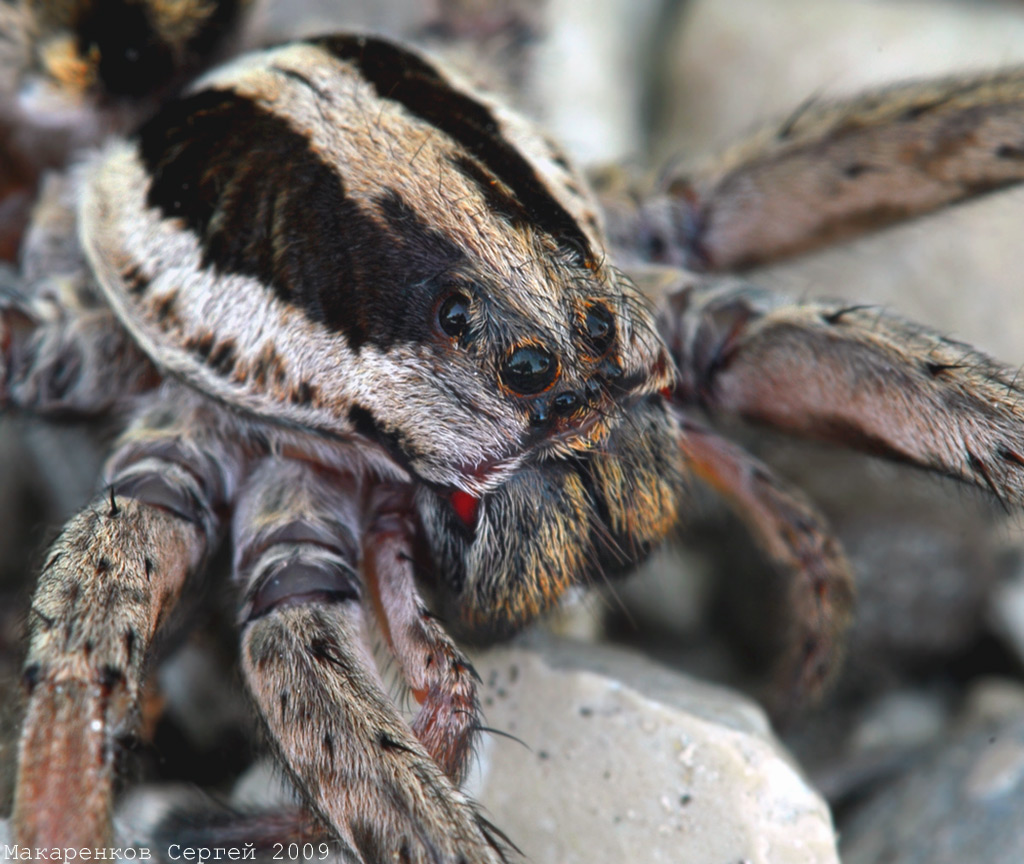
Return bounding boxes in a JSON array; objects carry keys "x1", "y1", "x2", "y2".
[
  {"x1": 363, "y1": 484, "x2": 481, "y2": 783},
  {"x1": 621, "y1": 69, "x2": 1024, "y2": 270},
  {"x1": 13, "y1": 383, "x2": 243, "y2": 848},
  {"x1": 234, "y1": 457, "x2": 508, "y2": 864},
  {"x1": 1, "y1": 278, "x2": 156, "y2": 414},
  {"x1": 662, "y1": 277, "x2": 1024, "y2": 508},
  {"x1": 676, "y1": 415, "x2": 854, "y2": 707},
  {"x1": 1, "y1": 172, "x2": 156, "y2": 414}
]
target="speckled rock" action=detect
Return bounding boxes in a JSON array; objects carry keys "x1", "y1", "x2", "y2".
[{"x1": 467, "y1": 634, "x2": 839, "y2": 864}]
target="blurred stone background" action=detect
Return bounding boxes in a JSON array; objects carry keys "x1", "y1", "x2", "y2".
[{"x1": 6, "y1": 0, "x2": 1024, "y2": 861}]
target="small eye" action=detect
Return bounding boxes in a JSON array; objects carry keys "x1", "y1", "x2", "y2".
[
  {"x1": 438, "y1": 292, "x2": 470, "y2": 339},
  {"x1": 501, "y1": 346, "x2": 558, "y2": 394},
  {"x1": 584, "y1": 304, "x2": 615, "y2": 352}
]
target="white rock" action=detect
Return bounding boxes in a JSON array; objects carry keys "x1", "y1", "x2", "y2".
[{"x1": 468, "y1": 635, "x2": 839, "y2": 864}]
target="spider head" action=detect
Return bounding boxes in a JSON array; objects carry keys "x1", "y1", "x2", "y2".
[
  {"x1": 341, "y1": 235, "x2": 674, "y2": 499},
  {"x1": 425, "y1": 250, "x2": 675, "y2": 471}
]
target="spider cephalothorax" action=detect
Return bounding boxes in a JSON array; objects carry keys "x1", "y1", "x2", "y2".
[
  {"x1": 6, "y1": 4, "x2": 1024, "y2": 863},
  {"x1": 85, "y1": 36, "x2": 673, "y2": 497}
]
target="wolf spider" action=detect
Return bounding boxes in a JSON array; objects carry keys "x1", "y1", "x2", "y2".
[{"x1": 4, "y1": 1, "x2": 1024, "y2": 861}]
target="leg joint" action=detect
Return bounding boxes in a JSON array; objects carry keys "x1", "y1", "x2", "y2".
[{"x1": 244, "y1": 554, "x2": 361, "y2": 623}]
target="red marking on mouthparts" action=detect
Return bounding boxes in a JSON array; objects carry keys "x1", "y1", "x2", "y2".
[{"x1": 450, "y1": 490, "x2": 480, "y2": 526}]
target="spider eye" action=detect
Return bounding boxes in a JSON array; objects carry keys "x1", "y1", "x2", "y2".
[
  {"x1": 583, "y1": 304, "x2": 615, "y2": 352},
  {"x1": 438, "y1": 292, "x2": 470, "y2": 339},
  {"x1": 502, "y1": 346, "x2": 558, "y2": 394}
]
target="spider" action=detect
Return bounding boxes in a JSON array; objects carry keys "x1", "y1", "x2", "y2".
[{"x1": 5, "y1": 0, "x2": 1024, "y2": 861}]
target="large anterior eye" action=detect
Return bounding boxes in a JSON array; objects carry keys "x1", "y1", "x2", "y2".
[
  {"x1": 438, "y1": 292, "x2": 471, "y2": 339},
  {"x1": 501, "y1": 346, "x2": 558, "y2": 394}
]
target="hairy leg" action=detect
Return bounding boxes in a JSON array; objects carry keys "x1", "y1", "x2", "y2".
[
  {"x1": 363, "y1": 484, "x2": 481, "y2": 782},
  {"x1": 14, "y1": 385, "x2": 244, "y2": 848},
  {"x1": 663, "y1": 278, "x2": 1024, "y2": 508},
  {"x1": 234, "y1": 457, "x2": 507, "y2": 863},
  {"x1": 677, "y1": 416, "x2": 854, "y2": 707},
  {"x1": 1, "y1": 172, "x2": 156, "y2": 414},
  {"x1": 614, "y1": 69, "x2": 1024, "y2": 270}
]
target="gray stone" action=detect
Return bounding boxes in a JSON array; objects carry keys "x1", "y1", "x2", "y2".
[
  {"x1": 467, "y1": 635, "x2": 839, "y2": 864},
  {"x1": 989, "y1": 569, "x2": 1024, "y2": 670},
  {"x1": 841, "y1": 711, "x2": 1024, "y2": 864},
  {"x1": 98, "y1": 637, "x2": 838, "y2": 863}
]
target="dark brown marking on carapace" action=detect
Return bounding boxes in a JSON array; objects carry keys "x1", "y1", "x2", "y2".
[
  {"x1": 122, "y1": 263, "x2": 151, "y2": 295},
  {"x1": 347, "y1": 403, "x2": 423, "y2": 476},
  {"x1": 185, "y1": 330, "x2": 242, "y2": 381},
  {"x1": 150, "y1": 291, "x2": 180, "y2": 327},
  {"x1": 314, "y1": 34, "x2": 596, "y2": 266},
  {"x1": 138, "y1": 87, "x2": 464, "y2": 353},
  {"x1": 290, "y1": 380, "x2": 316, "y2": 405},
  {"x1": 184, "y1": 331, "x2": 216, "y2": 361},
  {"x1": 450, "y1": 153, "x2": 530, "y2": 227},
  {"x1": 251, "y1": 342, "x2": 287, "y2": 390},
  {"x1": 207, "y1": 340, "x2": 237, "y2": 375}
]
